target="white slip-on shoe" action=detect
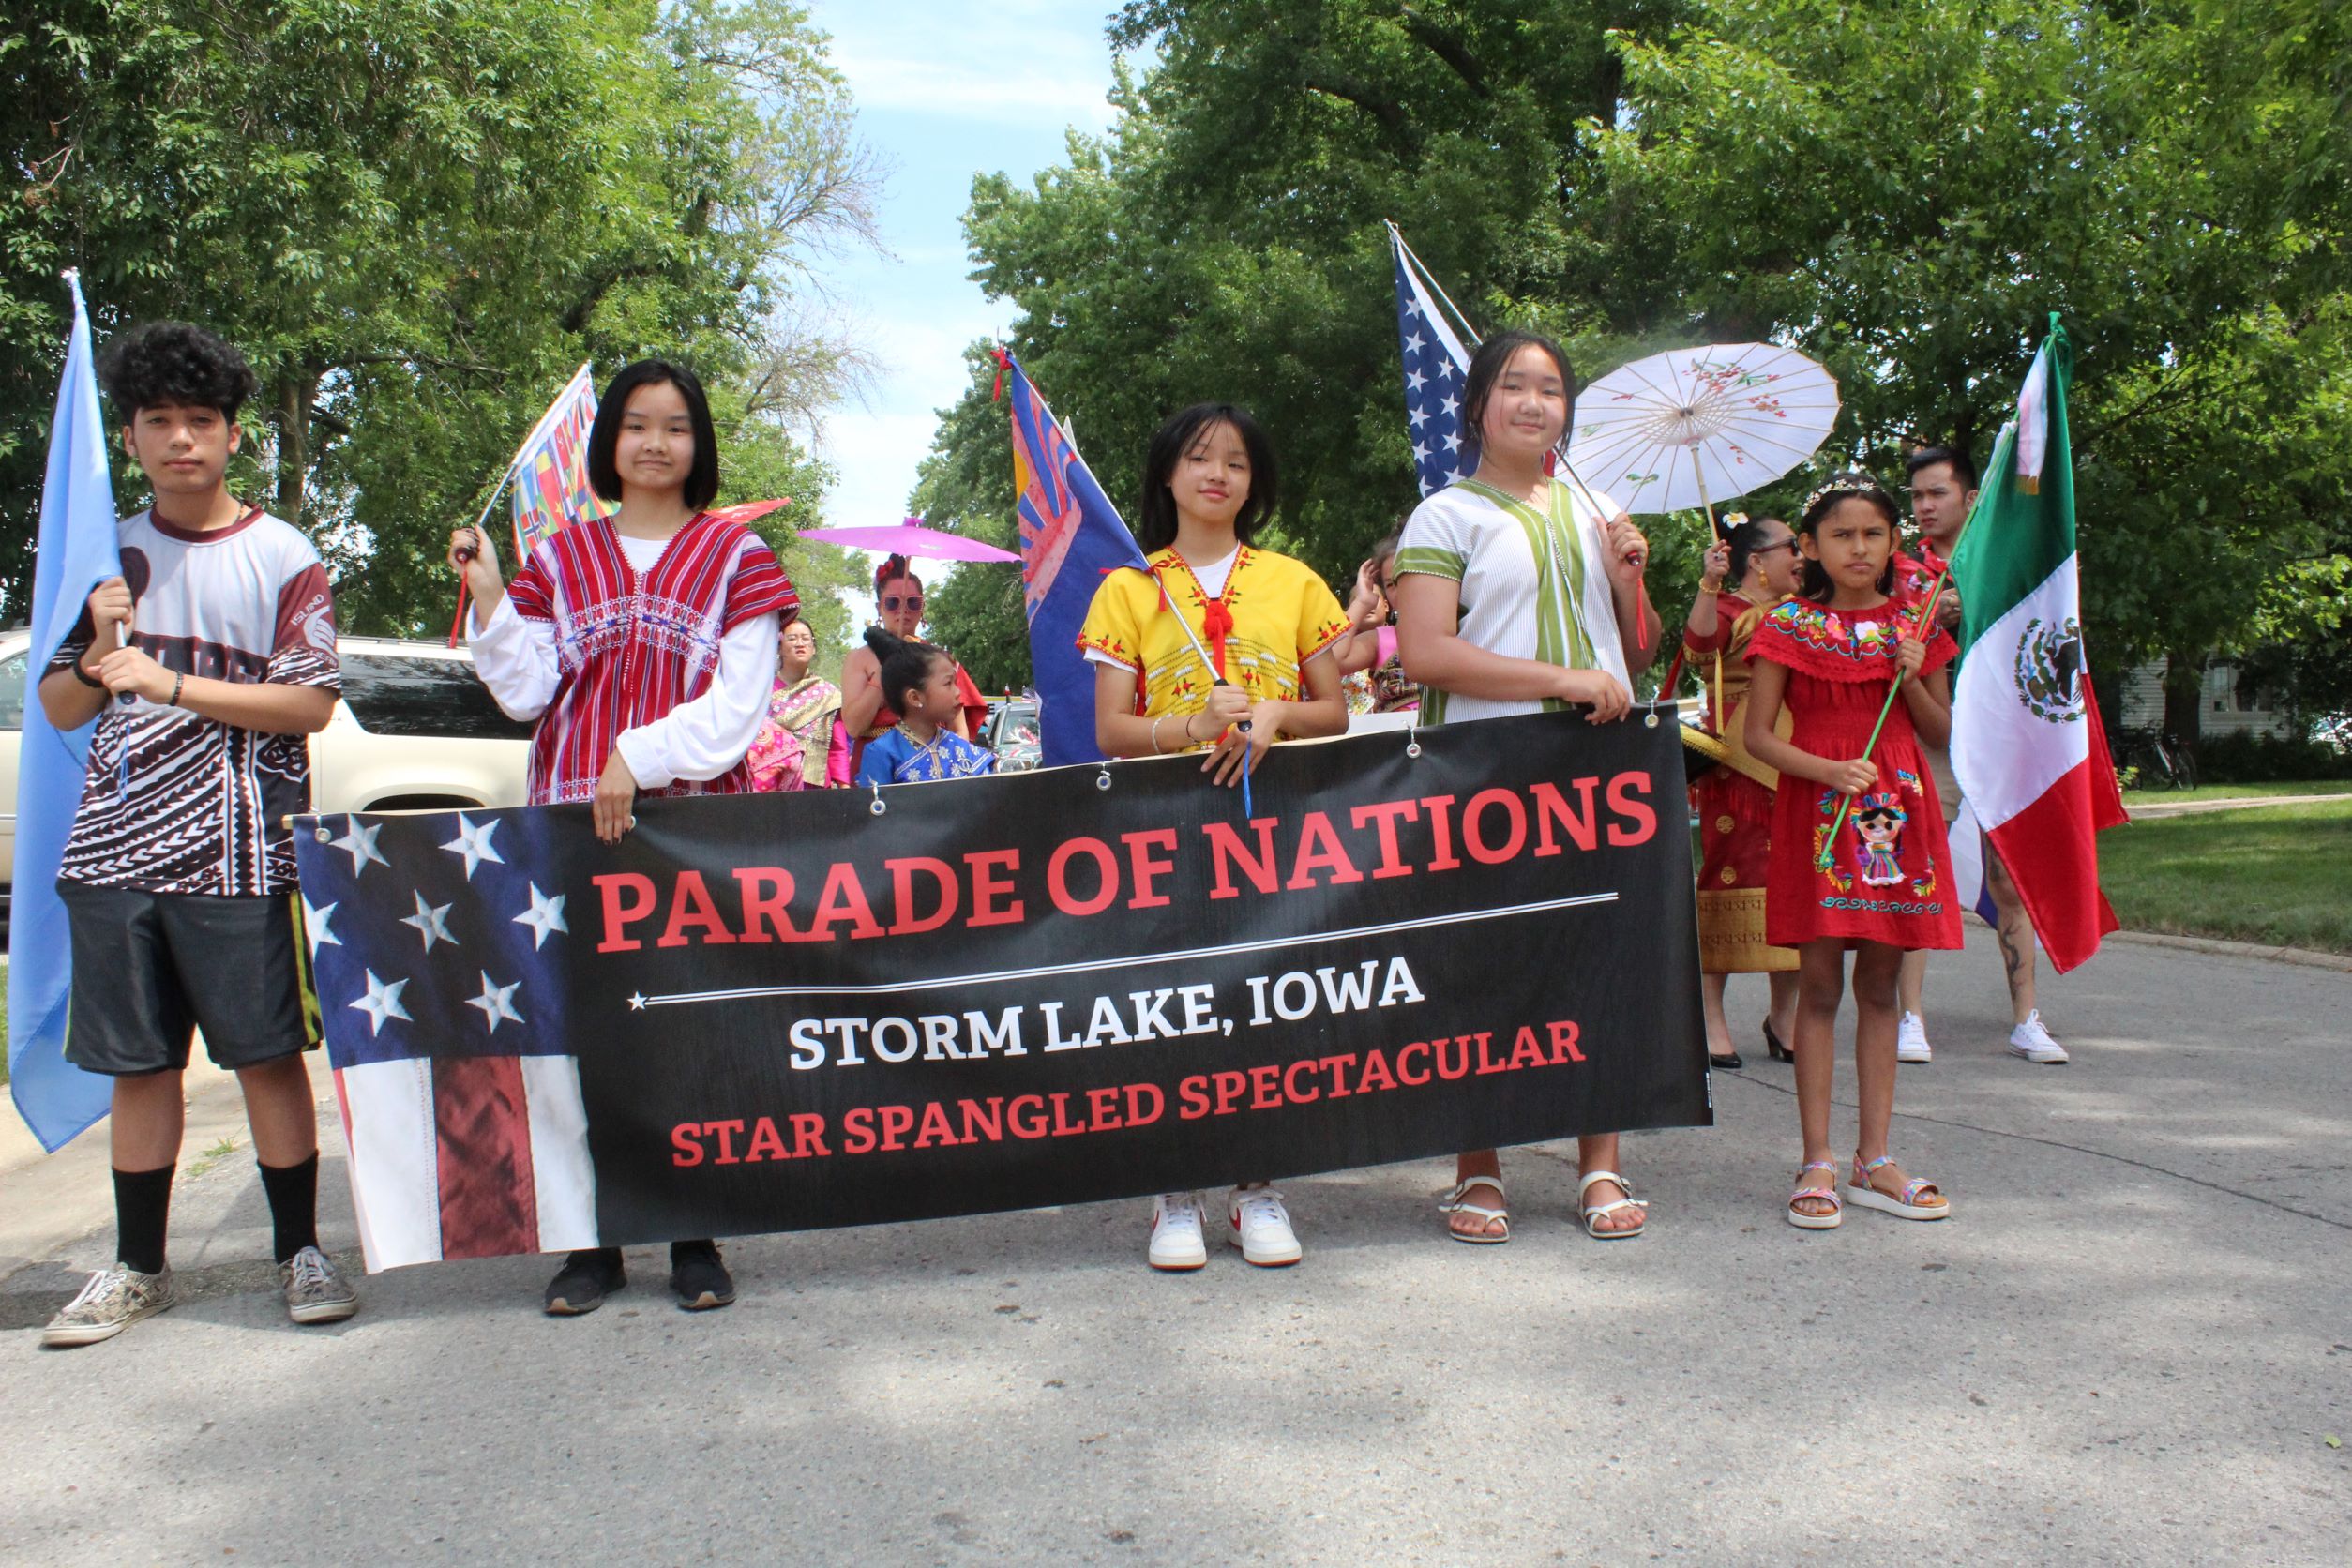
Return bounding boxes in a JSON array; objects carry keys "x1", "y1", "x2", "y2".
[
  {"x1": 1896, "y1": 1012, "x2": 1932, "y2": 1064},
  {"x1": 2008, "y1": 1011, "x2": 2069, "y2": 1063},
  {"x1": 1147, "y1": 1193, "x2": 1208, "y2": 1271},
  {"x1": 1228, "y1": 1186, "x2": 1303, "y2": 1267}
]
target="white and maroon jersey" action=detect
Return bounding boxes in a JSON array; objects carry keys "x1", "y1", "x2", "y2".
[
  {"x1": 48, "y1": 506, "x2": 340, "y2": 896},
  {"x1": 502, "y1": 512, "x2": 796, "y2": 804}
]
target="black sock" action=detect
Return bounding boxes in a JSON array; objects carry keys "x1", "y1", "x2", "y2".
[
  {"x1": 113, "y1": 1166, "x2": 175, "y2": 1276},
  {"x1": 257, "y1": 1153, "x2": 320, "y2": 1264}
]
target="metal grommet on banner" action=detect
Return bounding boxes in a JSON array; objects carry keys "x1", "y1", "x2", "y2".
[
  {"x1": 1645, "y1": 709, "x2": 1660, "y2": 729},
  {"x1": 868, "y1": 782, "x2": 887, "y2": 818},
  {"x1": 313, "y1": 826, "x2": 331, "y2": 843},
  {"x1": 1095, "y1": 765, "x2": 1113, "y2": 792},
  {"x1": 1404, "y1": 723, "x2": 1422, "y2": 760}
]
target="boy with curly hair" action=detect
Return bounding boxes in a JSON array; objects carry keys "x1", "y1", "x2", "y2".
[{"x1": 36, "y1": 321, "x2": 357, "y2": 1347}]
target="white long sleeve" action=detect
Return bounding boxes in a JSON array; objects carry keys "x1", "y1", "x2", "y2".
[
  {"x1": 613, "y1": 611, "x2": 782, "y2": 787},
  {"x1": 466, "y1": 594, "x2": 560, "y2": 721}
]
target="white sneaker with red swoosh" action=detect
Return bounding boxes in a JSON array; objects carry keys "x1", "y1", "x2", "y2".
[{"x1": 1229, "y1": 1186, "x2": 1303, "y2": 1267}]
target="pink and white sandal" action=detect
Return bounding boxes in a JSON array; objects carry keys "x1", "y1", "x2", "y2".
[
  {"x1": 1787, "y1": 1160, "x2": 1843, "y2": 1230},
  {"x1": 1845, "y1": 1153, "x2": 1950, "y2": 1221}
]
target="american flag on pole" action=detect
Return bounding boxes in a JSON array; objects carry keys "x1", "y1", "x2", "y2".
[
  {"x1": 294, "y1": 807, "x2": 597, "y2": 1271},
  {"x1": 1389, "y1": 224, "x2": 1475, "y2": 497},
  {"x1": 509, "y1": 364, "x2": 619, "y2": 561}
]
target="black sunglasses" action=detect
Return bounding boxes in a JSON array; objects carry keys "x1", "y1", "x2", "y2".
[{"x1": 882, "y1": 595, "x2": 924, "y2": 612}]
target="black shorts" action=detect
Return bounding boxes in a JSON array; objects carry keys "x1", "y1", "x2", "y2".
[{"x1": 58, "y1": 883, "x2": 317, "y2": 1076}]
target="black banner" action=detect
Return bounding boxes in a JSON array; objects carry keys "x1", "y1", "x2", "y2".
[{"x1": 298, "y1": 707, "x2": 1708, "y2": 1257}]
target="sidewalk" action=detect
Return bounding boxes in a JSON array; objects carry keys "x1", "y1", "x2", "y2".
[{"x1": 2124, "y1": 791, "x2": 2348, "y2": 818}]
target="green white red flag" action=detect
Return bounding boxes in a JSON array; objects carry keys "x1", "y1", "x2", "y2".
[{"x1": 1946, "y1": 315, "x2": 2129, "y2": 972}]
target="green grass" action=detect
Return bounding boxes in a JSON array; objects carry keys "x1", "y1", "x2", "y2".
[
  {"x1": 2122, "y1": 779, "x2": 2352, "y2": 807},
  {"x1": 2103, "y1": 797, "x2": 2352, "y2": 954}
]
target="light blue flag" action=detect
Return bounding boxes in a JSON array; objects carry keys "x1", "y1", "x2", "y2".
[{"x1": 9, "y1": 273, "x2": 123, "y2": 1151}]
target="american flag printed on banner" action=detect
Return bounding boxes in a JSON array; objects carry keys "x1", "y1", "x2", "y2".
[
  {"x1": 1390, "y1": 228, "x2": 1476, "y2": 497},
  {"x1": 509, "y1": 364, "x2": 620, "y2": 562},
  {"x1": 294, "y1": 808, "x2": 597, "y2": 1271}
]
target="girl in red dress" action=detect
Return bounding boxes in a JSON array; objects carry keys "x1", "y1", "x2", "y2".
[{"x1": 1742, "y1": 472, "x2": 1960, "y2": 1231}]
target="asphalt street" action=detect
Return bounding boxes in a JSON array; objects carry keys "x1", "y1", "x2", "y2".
[{"x1": 1, "y1": 928, "x2": 2344, "y2": 1566}]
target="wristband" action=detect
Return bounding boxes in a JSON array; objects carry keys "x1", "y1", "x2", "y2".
[
  {"x1": 168, "y1": 671, "x2": 185, "y2": 708},
  {"x1": 1150, "y1": 715, "x2": 1168, "y2": 755},
  {"x1": 70, "y1": 656, "x2": 106, "y2": 690}
]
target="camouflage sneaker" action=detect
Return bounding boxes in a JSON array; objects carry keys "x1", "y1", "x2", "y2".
[
  {"x1": 40, "y1": 1264, "x2": 176, "y2": 1349},
  {"x1": 279, "y1": 1245, "x2": 359, "y2": 1325}
]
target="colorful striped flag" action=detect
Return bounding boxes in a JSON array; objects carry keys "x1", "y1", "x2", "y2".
[{"x1": 509, "y1": 364, "x2": 618, "y2": 560}]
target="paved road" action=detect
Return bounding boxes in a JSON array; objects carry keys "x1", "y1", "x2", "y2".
[{"x1": 1, "y1": 930, "x2": 2344, "y2": 1566}]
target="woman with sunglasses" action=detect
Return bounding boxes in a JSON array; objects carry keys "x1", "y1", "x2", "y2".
[
  {"x1": 840, "y1": 553, "x2": 988, "y2": 778},
  {"x1": 1681, "y1": 513, "x2": 1805, "y2": 1069}
]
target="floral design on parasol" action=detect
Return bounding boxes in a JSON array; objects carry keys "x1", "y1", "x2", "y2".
[{"x1": 1564, "y1": 343, "x2": 1840, "y2": 518}]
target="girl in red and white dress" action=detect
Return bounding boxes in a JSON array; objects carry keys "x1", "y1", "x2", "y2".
[
  {"x1": 1742, "y1": 472, "x2": 1960, "y2": 1232},
  {"x1": 448, "y1": 358, "x2": 796, "y2": 1316}
]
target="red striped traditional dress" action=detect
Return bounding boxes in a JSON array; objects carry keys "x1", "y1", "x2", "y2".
[{"x1": 503, "y1": 513, "x2": 798, "y2": 804}]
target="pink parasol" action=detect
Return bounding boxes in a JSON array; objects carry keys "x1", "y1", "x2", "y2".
[{"x1": 794, "y1": 518, "x2": 1020, "y2": 564}]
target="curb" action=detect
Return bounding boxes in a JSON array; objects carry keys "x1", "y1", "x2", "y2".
[{"x1": 2112, "y1": 929, "x2": 2352, "y2": 973}]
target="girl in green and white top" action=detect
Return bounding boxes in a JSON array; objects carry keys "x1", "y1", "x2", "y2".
[{"x1": 1392, "y1": 327, "x2": 1662, "y2": 1245}]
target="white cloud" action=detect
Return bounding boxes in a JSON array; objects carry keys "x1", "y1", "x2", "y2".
[{"x1": 836, "y1": 51, "x2": 1121, "y2": 129}]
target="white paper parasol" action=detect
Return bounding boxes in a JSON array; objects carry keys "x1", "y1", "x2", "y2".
[{"x1": 1565, "y1": 343, "x2": 1839, "y2": 518}]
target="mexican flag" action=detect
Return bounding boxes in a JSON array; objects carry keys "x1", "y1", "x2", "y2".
[{"x1": 1947, "y1": 316, "x2": 2130, "y2": 973}]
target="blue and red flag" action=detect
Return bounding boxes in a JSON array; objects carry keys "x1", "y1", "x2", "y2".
[{"x1": 1004, "y1": 353, "x2": 1148, "y2": 767}]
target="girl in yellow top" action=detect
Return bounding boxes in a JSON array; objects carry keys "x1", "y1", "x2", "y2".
[{"x1": 1077, "y1": 400, "x2": 1349, "y2": 1270}]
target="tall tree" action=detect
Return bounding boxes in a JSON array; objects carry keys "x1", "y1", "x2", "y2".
[
  {"x1": 4, "y1": 0, "x2": 880, "y2": 640},
  {"x1": 915, "y1": 0, "x2": 2352, "y2": 737}
]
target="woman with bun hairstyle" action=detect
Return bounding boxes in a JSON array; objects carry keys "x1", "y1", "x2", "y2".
[
  {"x1": 840, "y1": 554, "x2": 988, "y2": 776},
  {"x1": 1078, "y1": 400, "x2": 1349, "y2": 1271},
  {"x1": 852, "y1": 628, "x2": 999, "y2": 784},
  {"x1": 1682, "y1": 514, "x2": 1805, "y2": 1068}
]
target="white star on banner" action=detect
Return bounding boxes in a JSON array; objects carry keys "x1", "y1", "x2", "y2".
[
  {"x1": 1406, "y1": 369, "x2": 1427, "y2": 394},
  {"x1": 628, "y1": 993, "x2": 648, "y2": 1012},
  {"x1": 513, "y1": 883, "x2": 568, "y2": 950},
  {"x1": 350, "y1": 971, "x2": 412, "y2": 1037},
  {"x1": 1440, "y1": 394, "x2": 1460, "y2": 418},
  {"x1": 1444, "y1": 430, "x2": 1463, "y2": 453},
  {"x1": 466, "y1": 971, "x2": 525, "y2": 1033},
  {"x1": 442, "y1": 814, "x2": 505, "y2": 881},
  {"x1": 301, "y1": 897, "x2": 339, "y2": 954},
  {"x1": 401, "y1": 891, "x2": 459, "y2": 954},
  {"x1": 1404, "y1": 331, "x2": 1425, "y2": 354},
  {"x1": 1408, "y1": 405, "x2": 1429, "y2": 429},
  {"x1": 331, "y1": 821, "x2": 387, "y2": 878}
]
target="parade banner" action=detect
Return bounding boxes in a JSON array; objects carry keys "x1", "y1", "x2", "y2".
[{"x1": 294, "y1": 710, "x2": 1710, "y2": 1271}]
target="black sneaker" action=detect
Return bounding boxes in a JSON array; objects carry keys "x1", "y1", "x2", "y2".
[
  {"x1": 669, "y1": 1240, "x2": 735, "y2": 1310},
  {"x1": 543, "y1": 1247, "x2": 626, "y2": 1316}
]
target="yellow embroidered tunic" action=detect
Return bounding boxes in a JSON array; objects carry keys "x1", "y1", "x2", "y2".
[{"x1": 1077, "y1": 547, "x2": 1349, "y2": 744}]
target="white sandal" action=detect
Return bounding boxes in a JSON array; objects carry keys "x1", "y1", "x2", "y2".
[
  {"x1": 1438, "y1": 1175, "x2": 1510, "y2": 1244},
  {"x1": 1577, "y1": 1170, "x2": 1649, "y2": 1240}
]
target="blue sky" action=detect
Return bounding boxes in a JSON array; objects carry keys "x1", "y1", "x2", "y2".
[{"x1": 804, "y1": 1, "x2": 1127, "y2": 533}]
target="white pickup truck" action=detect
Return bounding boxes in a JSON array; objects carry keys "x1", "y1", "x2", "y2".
[{"x1": 0, "y1": 630, "x2": 529, "y2": 937}]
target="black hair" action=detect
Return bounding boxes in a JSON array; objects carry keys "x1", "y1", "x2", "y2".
[
  {"x1": 1724, "y1": 515, "x2": 1789, "y2": 585},
  {"x1": 1796, "y1": 472, "x2": 1900, "y2": 600},
  {"x1": 587, "y1": 359, "x2": 720, "y2": 509},
  {"x1": 1460, "y1": 329, "x2": 1577, "y2": 463},
  {"x1": 98, "y1": 322, "x2": 258, "y2": 420},
  {"x1": 1136, "y1": 403, "x2": 1279, "y2": 553},
  {"x1": 1906, "y1": 444, "x2": 1979, "y2": 492},
  {"x1": 874, "y1": 552, "x2": 923, "y2": 597},
  {"x1": 1365, "y1": 520, "x2": 1406, "y2": 573},
  {"x1": 863, "y1": 626, "x2": 952, "y2": 716}
]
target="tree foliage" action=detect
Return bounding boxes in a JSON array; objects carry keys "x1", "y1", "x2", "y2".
[
  {"x1": 915, "y1": 0, "x2": 2352, "y2": 738},
  {"x1": 4, "y1": 0, "x2": 878, "y2": 645}
]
